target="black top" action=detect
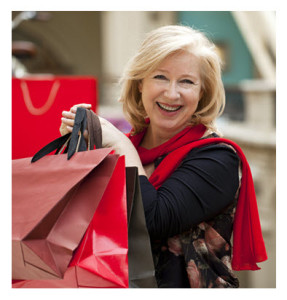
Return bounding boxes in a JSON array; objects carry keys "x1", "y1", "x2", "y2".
[
  {"x1": 139, "y1": 143, "x2": 240, "y2": 240},
  {"x1": 139, "y1": 142, "x2": 241, "y2": 288}
]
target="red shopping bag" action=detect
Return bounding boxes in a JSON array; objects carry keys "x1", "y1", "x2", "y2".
[
  {"x1": 12, "y1": 154, "x2": 129, "y2": 288},
  {"x1": 12, "y1": 108, "x2": 129, "y2": 288},
  {"x1": 12, "y1": 76, "x2": 97, "y2": 159}
]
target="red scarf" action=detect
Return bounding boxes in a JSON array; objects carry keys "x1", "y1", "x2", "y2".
[{"x1": 128, "y1": 124, "x2": 267, "y2": 271}]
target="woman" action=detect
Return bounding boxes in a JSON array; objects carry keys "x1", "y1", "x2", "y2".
[{"x1": 60, "y1": 25, "x2": 267, "y2": 288}]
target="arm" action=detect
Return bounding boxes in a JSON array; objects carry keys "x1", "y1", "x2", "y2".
[
  {"x1": 60, "y1": 104, "x2": 146, "y2": 176},
  {"x1": 140, "y1": 144, "x2": 240, "y2": 240}
]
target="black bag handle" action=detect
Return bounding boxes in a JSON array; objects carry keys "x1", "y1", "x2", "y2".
[
  {"x1": 66, "y1": 107, "x2": 87, "y2": 159},
  {"x1": 31, "y1": 107, "x2": 102, "y2": 162},
  {"x1": 31, "y1": 133, "x2": 71, "y2": 162}
]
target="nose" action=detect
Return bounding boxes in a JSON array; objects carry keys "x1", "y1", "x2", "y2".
[{"x1": 163, "y1": 81, "x2": 180, "y2": 100}]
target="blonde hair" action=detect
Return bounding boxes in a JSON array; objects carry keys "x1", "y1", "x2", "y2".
[{"x1": 119, "y1": 25, "x2": 225, "y2": 134}]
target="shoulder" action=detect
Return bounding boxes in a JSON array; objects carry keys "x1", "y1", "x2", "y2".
[
  {"x1": 186, "y1": 139, "x2": 239, "y2": 161},
  {"x1": 181, "y1": 138, "x2": 240, "y2": 173},
  {"x1": 177, "y1": 138, "x2": 240, "y2": 197}
]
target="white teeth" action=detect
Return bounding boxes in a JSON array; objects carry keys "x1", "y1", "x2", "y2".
[{"x1": 157, "y1": 102, "x2": 182, "y2": 112}]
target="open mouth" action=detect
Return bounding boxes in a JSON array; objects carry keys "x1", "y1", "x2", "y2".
[{"x1": 156, "y1": 102, "x2": 182, "y2": 112}]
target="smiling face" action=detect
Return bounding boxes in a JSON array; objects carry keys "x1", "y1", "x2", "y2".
[{"x1": 139, "y1": 50, "x2": 203, "y2": 143}]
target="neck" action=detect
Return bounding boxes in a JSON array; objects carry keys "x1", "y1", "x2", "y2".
[{"x1": 140, "y1": 126, "x2": 183, "y2": 149}]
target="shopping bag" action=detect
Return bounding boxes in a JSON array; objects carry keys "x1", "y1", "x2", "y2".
[
  {"x1": 126, "y1": 167, "x2": 157, "y2": 288},
  {"x1": 12, "y1": 76, "x2": 98, "y2": 159},
  {"x1": 12, "y1": 107, "x2": 128, "y2": 282},
  {"x1": 12, "y1": 154, "x2": 128, "y2": 288},
  {"x1": 12, "y1": 108, "x2": 155, "y2": 288}
]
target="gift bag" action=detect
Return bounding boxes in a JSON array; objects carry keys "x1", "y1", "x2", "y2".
[
  {"x1": 12, "y1": 108, "x2": 128, "y2": 286},
  {"x1": 12, "y1": 154, "x2": 128, "y2": 288},
  {"x1": 12, "y1": 108, "x2": 156, "y2": 288},
  {"x1": 126, "y1": 167, "x2": 157, "y2": 288},
  {"x1": 12, "y1": 76, "x2": 97, "y2": 159}
]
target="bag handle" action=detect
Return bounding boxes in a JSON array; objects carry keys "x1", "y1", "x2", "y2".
[
  {"x1": 66, "y1": 107, "x2": 87, "y2": 159},
  {"x1": 31, "y1": 107, "x2": 102, "y2": 162},
  {"x1": 20, "y1": 80, "x2": 60, "y2": 116},
  {"x1": 86, "y1": 109, "x2": 102, "y2": 149}
]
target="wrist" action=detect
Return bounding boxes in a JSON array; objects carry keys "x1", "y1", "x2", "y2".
[{"x1": 112, "y1": 138, "x2": 146, "y2": 176}]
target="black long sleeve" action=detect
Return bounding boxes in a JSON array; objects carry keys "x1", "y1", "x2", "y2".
[{"x1": 139, "y1": 144, "x2": 240, "y2": 240}]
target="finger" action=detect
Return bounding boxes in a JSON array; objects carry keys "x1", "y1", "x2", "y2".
[
  {"x1": 66, "y1": 126, "x2": 73, "y2": 133},
  {"x1": 74, "y1": 103, "x2": 92, "y2": 108},
  {"x1": 60, "y1": 123, "x2": 69, "y2": 136},
  {"x1": 70, "y1": 107, "x2": 77, "y2": 113},
  {"x1": 65, "y1": 127, "x2": 86, "y2": 135},
  {"x1": 70, "y1": 103, "x2": 92, "y2": 113},
  {"x1": 61, "y1": 117, "x2": 75, "y2": 127},
  {"x1": 62, "y1": 110, "x2": 75, "y2": 119}
]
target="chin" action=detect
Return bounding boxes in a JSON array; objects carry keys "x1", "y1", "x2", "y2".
[{"x1": 158, "y1": 123, "x2": 185, "y2": 133}]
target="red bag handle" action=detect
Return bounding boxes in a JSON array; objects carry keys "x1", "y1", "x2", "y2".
[{"x1": 20, "y1": 80, "x2": 60, "y2": 115}]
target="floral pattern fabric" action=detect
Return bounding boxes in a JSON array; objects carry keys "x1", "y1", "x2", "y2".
[{"x1": 152, "y1": 198, "x2": 239, "y2": 288}]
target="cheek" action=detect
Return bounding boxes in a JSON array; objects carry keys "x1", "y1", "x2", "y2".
[
  {"x1": 141, "y1": 91, "x2": 152, "y2": 113},
  {"x1": 141, "y1": 84, "x2": 157, "y2": 106},
  {"x1": 185, "y1": 89, "x2": 201, "y2": 104}
]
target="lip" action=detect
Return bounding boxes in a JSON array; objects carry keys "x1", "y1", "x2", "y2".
[{"x1": 156, "y1": 102, "x2": 183, "y2": 116}]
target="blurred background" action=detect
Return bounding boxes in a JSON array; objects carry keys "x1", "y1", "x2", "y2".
[{"x1": 11, "y1": 11, "x2": 276, "y2": 288}]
